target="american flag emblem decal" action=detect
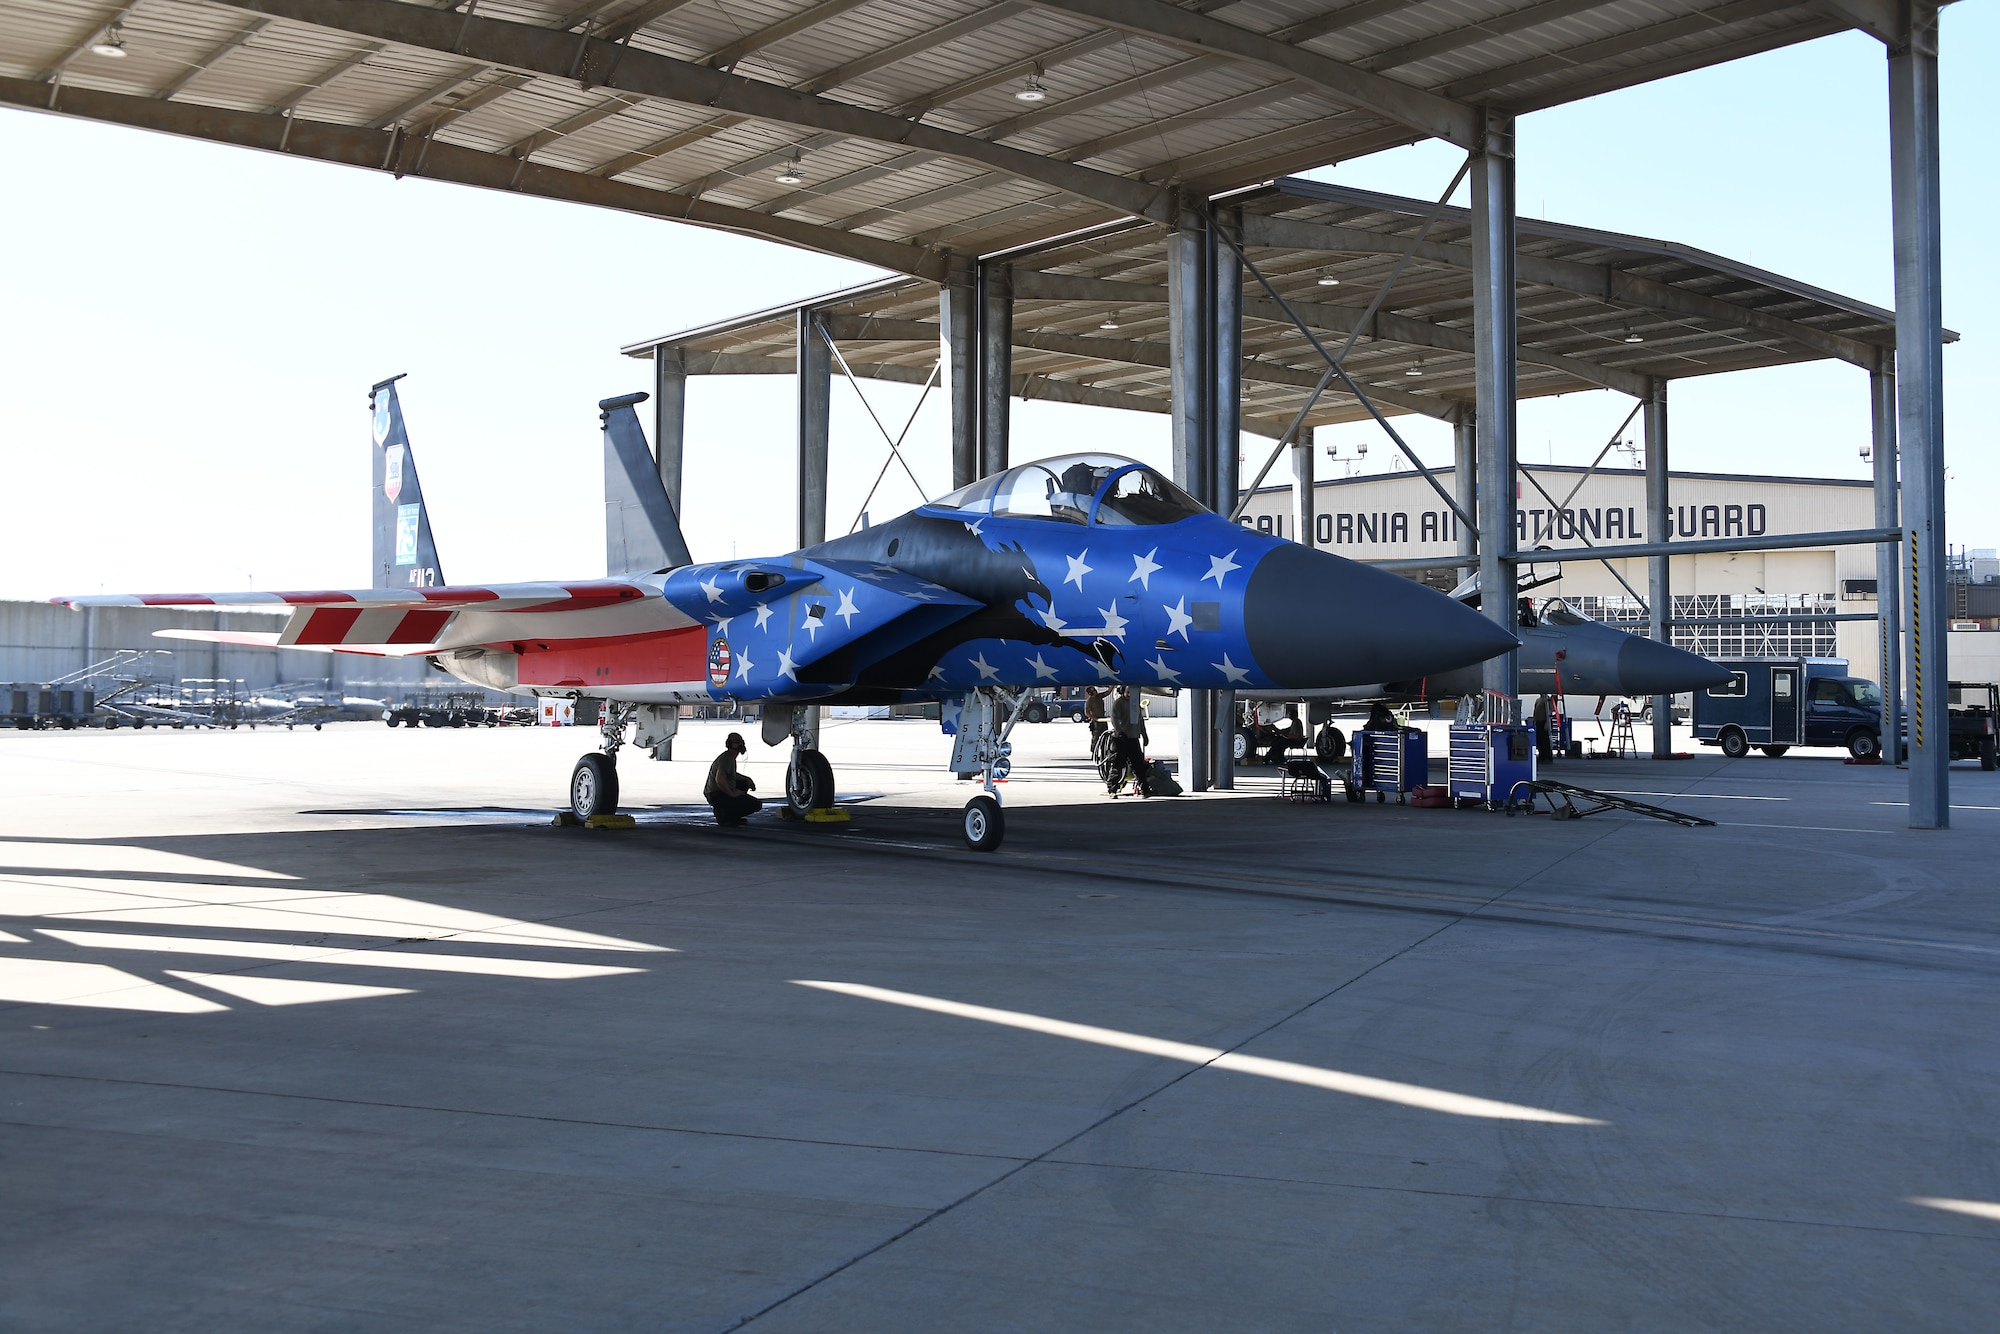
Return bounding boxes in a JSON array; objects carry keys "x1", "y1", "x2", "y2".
[{"x1": 707, "y1": 637, "x2": 732, "y2": 689}]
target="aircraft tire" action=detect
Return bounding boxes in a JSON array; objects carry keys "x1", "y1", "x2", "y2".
[
  {"x1": 962, "y1": 795, "x2": 1003, "y2": 852},
  {"x1": 1719, "y1": 727, "x2": 1749, "y2": 759},
  {"x1": 1314, "y1": 725, "x2": 1348, "y2": 762},
  {"x1": 1759, "y1": 745, "x2": 1789, "y2": 758},
  {"x1": 1231, "y1": 730, "x2": 1250, "y2": 763},
  {"x1": 570, "y1": 753, "x2": 619, "y2": 820},
  {"x1": 786, "y1": 750, "x2": 835, "y2": 814}
]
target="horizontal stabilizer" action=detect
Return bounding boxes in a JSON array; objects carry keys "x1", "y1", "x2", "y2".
[
  {"x1": 602, "y1": 392, "x2": 692, "y2": 576},
  {"x1": 153, "y1": 628, "x2": 284, "y2": 648}
]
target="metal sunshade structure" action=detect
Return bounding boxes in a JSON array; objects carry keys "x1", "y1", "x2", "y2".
[{"x1": 0, "y1": 0, "x2": 1960, "y2": 819}]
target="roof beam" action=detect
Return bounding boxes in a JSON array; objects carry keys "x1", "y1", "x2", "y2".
[
  {"x1": 1801, "y1": 0, "x2": 1900, "y2": 44},
  {"x1": 207, "y1": 0, "x2": 1172, "y2": 225},
  {"x1": 7, "y1": 74, "x2": 944, "y2": 279},
  {"x1": 155, "y1": 19, "x2": 270, "y2": 100},
  {"x1": 1017, "y1": 0, "x2": 1479, "y2": 147},
  {"x1": 1238, "y1": 212, "x2": 1885, "y2": 368},
  {"x1": 703, "y1": 0, "x2": 875, "y2": 73}
]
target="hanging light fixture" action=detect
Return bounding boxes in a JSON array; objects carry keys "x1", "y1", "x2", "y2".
[
  {"x1": 90, "y1": 25, "x2": 127, "y2": 57},
  {"x1": 1316, "y1": 268, "x2": 1340, "y2": 286},
  {"x1": 774, "y1": 155, "x2": 804, "y2": 185},
  {"x1": 1405, "y1": 359, "x2": 1424, "y2": 376},
  {"x1": 1098, "y1": 313, "x2": 1120, "y2": 330},
  {"x1": 1623, "y1": 324, "x2": 1644, "y2": 343},
  {"x1": 1016, "y1": 64, "x2": 1048, "y2": 102}
]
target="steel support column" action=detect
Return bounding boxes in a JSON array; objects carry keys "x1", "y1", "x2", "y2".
[
  {"x1": 1452, "y1": 408, "x2": 1477, "y2": 583},
  {"x1": 1644, "y1": 379, "x2": 1672, "y2": 758},
  {"x1": 1168, "y1": 209, "x2": 1213, "y2": 791},
  {"x1": 1470, "y1": 111, "x2": 1519, "y2": 722},
  {"x1": 1291, "y1": 439, "x2": 1315, "y2": 549},
  {"x1": 940, "y1": 265, "x2": 979, "y2": 488},
  {"x1": 1871, "y1": 369, "x2": 1904, "y2": 764},
  {"x1": 652, "y1": 344, "x2": 686, "y2": 517},
  {"x1": 978, "y1": 263, "x2": 1013, "y2": 478},
  {"x1": 1890, "y1": 11, "x2": 1948, "y2": 827},
  {"x1": 1213, "y1": 211, "x2": 1243, "y2": 790},
  {"x1": 796, "y1": 309, "x2": 830, "y2": 549}
]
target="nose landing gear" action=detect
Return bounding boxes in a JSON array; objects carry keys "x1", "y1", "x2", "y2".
[{"x1": 952, "y1": 688, "x2": 1022, "y2": 852}]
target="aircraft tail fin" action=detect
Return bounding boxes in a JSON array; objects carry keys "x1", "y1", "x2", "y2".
[
  {"x1": 601, "y1": 392, "x2": 692, "y2": 575},
  {"x1": 370, "y1": 375, "x2": 447, "y2": 589}
]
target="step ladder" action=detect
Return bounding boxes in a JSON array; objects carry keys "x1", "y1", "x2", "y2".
[{"x1": 1605, "y1": 704, "x2": 1636, "y2": 758}]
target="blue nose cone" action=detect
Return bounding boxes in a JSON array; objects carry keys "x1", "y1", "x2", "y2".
[
  {"x1": 1242, "y1": 544, "x2": 1518, "y2": 688},
  {"x1": 1615, "y1": 634, "x2": 1735, "y2": 695}
]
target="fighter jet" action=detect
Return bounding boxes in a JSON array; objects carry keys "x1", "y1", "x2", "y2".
[
  {"x1": 56, "y1": 392, "x2": 1516, "y2": 850},
  {"x1": 1236, "y1": 572, "x2": 1731, "y2": 735}
]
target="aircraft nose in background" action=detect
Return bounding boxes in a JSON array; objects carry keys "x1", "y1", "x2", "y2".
[
  {"x1": 1241, "y1": 543, "x2": 1518, "y2": 688},
  {"x1": 1615, "y1": 633, "x2": 1735, "y2": 695}
]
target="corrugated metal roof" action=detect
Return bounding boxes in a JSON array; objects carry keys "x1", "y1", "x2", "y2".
[
  {"x1": 3, "y1": 0, "x2": 1872, "y2": 276},
  {"x1": 619, "y1": 177, "x2": 1935, "y2": 436}
]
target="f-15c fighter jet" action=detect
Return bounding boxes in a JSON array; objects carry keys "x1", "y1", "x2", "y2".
[{"x1": 55, "y1": 390, "x2": 1516, "y2": 850}]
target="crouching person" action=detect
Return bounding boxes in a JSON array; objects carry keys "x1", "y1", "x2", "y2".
[{"x1": 705, "y1": 732, "x2": 761, "y2": 826}]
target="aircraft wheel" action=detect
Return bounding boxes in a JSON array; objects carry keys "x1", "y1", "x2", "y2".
[
  {"x1": 1719, "y1": 727, "x2": 1749, "y2": 759},
  {"x1": 1315, "y1": 725, "x2": 1348, "y2": 762},
  {"x1": 786, "y1": 750, "x2": 835, "y2": 814},
  {"x1": 570, "y1": 753, "x2": 620, "y2": 820},
  {"x1": 1847, "y1": 729, "x2": 1881, "y2": 761},
  {"x1": 1760, "y1": 745, "x2": 1790, "y2": 758},
  {"x1": 1231, "y1": 730, "x2": 1250, "y2": 763},
  {"x1": 962, "y1": 795, "x2": 1004, "y2": 852}
]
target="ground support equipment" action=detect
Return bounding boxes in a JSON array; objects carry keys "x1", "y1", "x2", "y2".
[
  {"x1": 1280, "y1": 758, "x2": 1335, "y2": 803},
  {"x1": 1507, "y1": 780, "x2": 1715, "y2": 826},
  {"x1": 1350, "y1": 728, "x2": 1429, "y2": 804},
  {"x1": 1448, "y1": 724, "x2": 1537, "y2": 810}
]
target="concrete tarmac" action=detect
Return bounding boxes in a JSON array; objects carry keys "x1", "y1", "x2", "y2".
[{"x1": 1, "y1": 719, "x2": 1996, "y2": 1331}]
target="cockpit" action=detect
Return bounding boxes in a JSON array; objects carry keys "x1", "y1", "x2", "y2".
[{"x1": 927, "y1": 453, "x2": 1209, "y2": 527}]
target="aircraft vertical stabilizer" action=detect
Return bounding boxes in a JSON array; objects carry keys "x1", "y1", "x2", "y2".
[
  {"x1": 601, "y1": 392, "x2": 692, "y2": 575},
  {"x1": 369, "y1": 376, "x2": 446, "y2": 589}
]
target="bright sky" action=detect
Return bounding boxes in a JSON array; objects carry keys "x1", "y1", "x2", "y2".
[{"x1": 1, "y1": 9, "x2": 1990, "y2": 601}]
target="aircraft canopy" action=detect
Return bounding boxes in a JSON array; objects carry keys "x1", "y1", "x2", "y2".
[{"x1": 930, "y1": 454, "x2": 1208, "y2": 528}]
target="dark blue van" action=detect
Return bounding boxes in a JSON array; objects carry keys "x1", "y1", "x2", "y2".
[{"x1": 1693, "y1": 658, "x2": 1884, "y2": 760}]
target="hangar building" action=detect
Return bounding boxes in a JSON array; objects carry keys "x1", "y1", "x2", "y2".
[{"x1": 1238, "y1": 467, "x2": 2000, "y2": 688}]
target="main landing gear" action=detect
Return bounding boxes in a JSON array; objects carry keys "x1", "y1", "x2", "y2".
[
  {"x1": 781, "y1": 706, "x2": 836, "y2": 816},
  {"x1": 953, "y1": 688, "x2": 1023, "y2": 852},
  {"x1": 568, "y1": 701, "x2": 633, "y2": 821}
]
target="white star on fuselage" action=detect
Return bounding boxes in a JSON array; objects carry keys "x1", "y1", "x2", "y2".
[
  {"x1": 1028, "y1": 653, "x2": 1058, "y2": 681},
  {"x1": 1203, "y1": 550, "x2": 1240, "y2": 586},
  {"x1": 1129, "y1": 548, "x2": 1161, "y2": 590},
  {"x1": 1213, "y1": 653, "x2": 1250, "y2": 684},
  {"x1": 734, "y1": 650, "x2": 755, "y2": 682},
  {"x1": 834, "y1": 588, "x2": 859, "y2": 626},
  {"x1": 710, "y1": 613, "x2": 733, "y2": 636},
  {"x1": 1038, "y1": 607, "x2": 1068, "y2": 632},
  {"x1": 926, "y1": 665, "x2": 946, "y2": 682},
  {"x1": 700, "y1": 576, "x2": 724, "y2": 603},
  {"x1": 1163, "y1": 597, "x2": 1193, "y2": 640},
  {"x1": 1091, "y1": 657, "x2": 1118, "y2": 681},
  {"x1": 963, "y1": 517, "x2": 986, "y2": 536},
  {"x1": 775, "y1": 646, "x2": 800, "y2": 681},
  {"x1": 1096, "y1": 604, "x2": 1129, "y2": 638},
  {"x1": 1064, "y1": 551, "x2": 1092, "y2": 590},
  {"x1": 1147, "y1": 655, "x2": 1182, "y2": 684},
  {"x1": 800, "y1": 607, "x2": 823, "y2": 640},
  {"x1": 970, "y1": 652, "x2": 1000, "y2": 680},
  {"x1": 753, "y1": 602, "x2": 774, "y2": 631}
]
